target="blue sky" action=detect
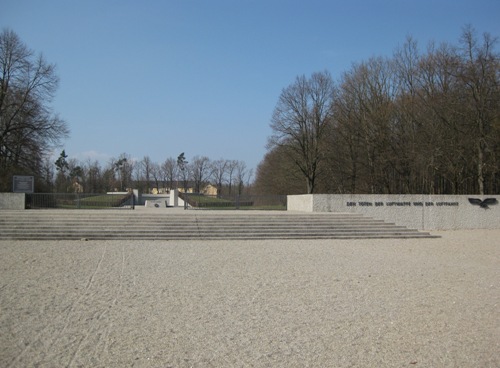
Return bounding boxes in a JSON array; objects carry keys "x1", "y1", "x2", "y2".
[{"x1": 2, "y1": 0, "x2": 499, "y2": 173}]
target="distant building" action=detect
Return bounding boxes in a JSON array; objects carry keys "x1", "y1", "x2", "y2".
[{"x1": 149, "y1": 182, "x2": 217, "y2": 195}]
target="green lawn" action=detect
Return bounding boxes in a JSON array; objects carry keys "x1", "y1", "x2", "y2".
[
  {"x1": 58, "y1": 194, "x2": 132, "y2": 209},
  {"x1": 182, "y1": 194, "x2": 286, "y2": 210}
]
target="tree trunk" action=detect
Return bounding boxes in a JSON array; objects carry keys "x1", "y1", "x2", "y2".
[{"x1": 477, "y1": 138, "x2": 484, "y2": 194}]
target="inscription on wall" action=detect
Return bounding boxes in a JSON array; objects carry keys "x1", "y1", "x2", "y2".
[{"x1": 346, "y1": 201, "x2": 459, "y2": 207}]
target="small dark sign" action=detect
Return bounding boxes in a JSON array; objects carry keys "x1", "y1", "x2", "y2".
[{"x1": 13, "y1": 175, "x2": 34, "y2": 193}]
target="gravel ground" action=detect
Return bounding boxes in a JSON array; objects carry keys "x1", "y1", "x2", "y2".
[{"x1": 0, "y1": 230, "x2": 498, "y2": 367}]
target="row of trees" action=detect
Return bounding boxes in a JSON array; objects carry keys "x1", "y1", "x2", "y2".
[
  {"x1": 48, "y1": 151, "x2": 253, "y2": 195},
  {"x1": 0, "y1": 29, "x2": 253, "y2": 195},
  {"x1": 0, "y1": 29, "x2": 69, "y2": 192},
  {"x1": 255, "y1": 26, "x2": 499, "y2": 195},
  {"x1": 2, "y1": 27, "x2": 498, "y2": 196}
]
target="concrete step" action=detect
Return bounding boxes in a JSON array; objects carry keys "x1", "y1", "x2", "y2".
[{"x1": 0, "y1": 209, "x2": 438, "y2": 240}]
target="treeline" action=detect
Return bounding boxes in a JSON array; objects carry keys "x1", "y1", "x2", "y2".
[
  {"x1": 0, "y1": 29, "x2": 254, "y2": 195},
  {"x1": 255, "y1": 26, "x2": 500, "y2": 195},
  {"x1": 46, "y1": 151, "x2": 253, "y2": 195}
]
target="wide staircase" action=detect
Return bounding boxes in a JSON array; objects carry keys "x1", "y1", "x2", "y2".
[{"x1": 0, "y1": 209, "x2": 438, "y2": 240}]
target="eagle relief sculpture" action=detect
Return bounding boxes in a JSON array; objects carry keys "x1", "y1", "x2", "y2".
[{"x1": 468, "y1": 198, "x2": 499, "y2": 209}]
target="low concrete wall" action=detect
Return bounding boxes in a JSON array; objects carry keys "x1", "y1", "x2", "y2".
[
  {"x1": 141, "y1": 192, "x2": 179, "y2": 207},
  {"x1": 0, "y1": 193, "x2": 25, "y2": 210},
  {"x1": 287, "y1": 194, "x2": 500, "y2": 230},
  {"x1": 287, "y1": 194, "x2": 314, "y2": 212}
]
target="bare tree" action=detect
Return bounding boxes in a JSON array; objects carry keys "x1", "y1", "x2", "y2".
[
  {"x1": 269, "y1": 71, "x2": 335, "y2": 193},
  {"x1": 254, "y1": 146, "x2": 302, "y2": 194},
  {"x1": 226, "y1": 160, "x2": 239, "y2": 195},
  {"x1": 84, "y1": 159, "x2": 102, "y2": 193},
  {"x1": 211, "y1": 158, "x2": 228, "y2": 196},
  {"x1": 190, "y1": 155, "x2": 211, "y2": 193},
  {"x1": 161, "y1": 157, "x2": 177, "y2": 191},
  {"x1": 0, "y1": 29, "x2": 69, "y2": 190},
  {"x1": 235, "y1": 160, "x2": 251, "y2": 195},
  {"x1": 330, "y1": 70, "x2": 366, "y2": 193},
  {"x1": 103, "y1": 163, "x2": 116, "y2": 192},
  {"x1": 391, "y1": 37, "x2": 424, "y2": 193},
  {"x1": 40, "y1": 157, "x2": 54, "y2": 192},
  {"x1": 150, "y1": 162, "x2": 161, "y2": 193},
  {"x1": 456, "y1": 26, "x2": 499, "y2": 194},
  {"x1": 139, "y1": 156, "x2": 153, "y2": 193}
]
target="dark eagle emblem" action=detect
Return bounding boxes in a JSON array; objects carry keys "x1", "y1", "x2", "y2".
[{"x1": 468, "y1": 198, "x2": 498, "y2": 209}]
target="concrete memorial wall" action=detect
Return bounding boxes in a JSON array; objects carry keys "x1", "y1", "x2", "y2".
[
  {"x1": 287, "y1": 194, "x2": 500, "y2": 230},
  {"x1": 0, "y1": 193, "x2": 25, "y2": 210}
]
